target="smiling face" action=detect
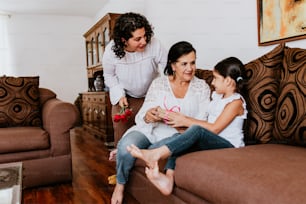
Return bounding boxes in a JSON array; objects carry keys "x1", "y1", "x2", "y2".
[
  {"x1": 171, "y1": 51, "x2": 196, "y2": 82},
  {"x1": 124, "y1": 27, "x2": 147, "y2": 52}
]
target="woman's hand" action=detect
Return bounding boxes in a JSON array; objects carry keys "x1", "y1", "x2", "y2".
[
  {"x1": 119, "y1": 96, "x2": 129, "y2": 108},
  {"x1": 161, "y1": 111, "x2": 187, "y2": 127},
  {"x1": 144, "y1": 107, "x2": 162, "y2": 123}
]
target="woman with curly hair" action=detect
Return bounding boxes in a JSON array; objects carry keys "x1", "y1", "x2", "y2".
[{"x1": 103, "y1": 12, "x2": 168, "y2": 147}]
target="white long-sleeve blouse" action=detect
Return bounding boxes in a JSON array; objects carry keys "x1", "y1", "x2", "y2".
[
  {"x1": 123, "y1": 75, "x2": 211, "y2": 143},
  {"x1": 102, "y1": 38, "x2": 168, "y2": 105}
]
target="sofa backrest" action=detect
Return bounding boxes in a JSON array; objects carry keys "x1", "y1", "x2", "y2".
[
  {"x1": 271, "y1": 46, "x2": 305, "y2": 146},
  {"x1": 39, "y1": 88, "x2": 57, "y2": 105},
  {"x1": 195, "y1": 44, "x2": 306, "y2": 146}
]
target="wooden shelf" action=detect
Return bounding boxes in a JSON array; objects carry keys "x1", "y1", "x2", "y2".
[{"x1": 81, "y1": 13, "x2": 121, "y2": 146}]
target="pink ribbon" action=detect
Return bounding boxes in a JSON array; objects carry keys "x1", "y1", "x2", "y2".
[{"x1": 163, "y1": 96, "x2": 180, "y2": 123}]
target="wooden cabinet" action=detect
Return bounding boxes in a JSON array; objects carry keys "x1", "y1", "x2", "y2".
[
  {"x1": 84, "y1": 13, "x2": 120, "y2": 91},
  {"x1": 81, "y1": 13, "x2": 121, "y2": 146},
  {"x1": 81, "y1": 92, "x2": 114, "y2": 145}
]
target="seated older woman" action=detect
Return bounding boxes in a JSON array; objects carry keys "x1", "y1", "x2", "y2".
[{"x1": 111, "y1": 41, "x2": 211, "y2": 204}]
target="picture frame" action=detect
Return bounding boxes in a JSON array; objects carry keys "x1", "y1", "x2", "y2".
[{"x1": 257, "y1": 0, "x2": 306, "y2": 46}]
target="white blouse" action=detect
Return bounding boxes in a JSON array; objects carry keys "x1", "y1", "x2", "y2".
[
  {"x1": 208, "y1": 92, "x2": 247, "y2": 148},
  {"x1": 102, "y1": 38, "x2": 168, "y2": 105},
  {"x1": 123, "y1": 75, "x2": 211, "y2": 143}
]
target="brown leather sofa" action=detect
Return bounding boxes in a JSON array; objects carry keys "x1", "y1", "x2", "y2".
[
  {"x1": 124, "y1": 43, "x2": 306, "y2": 203},
  {"x1": 0, "y1": 86, "x2": 79, "y2": 188}
]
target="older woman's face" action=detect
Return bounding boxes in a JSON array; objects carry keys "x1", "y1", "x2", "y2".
[{"x1": 172, "y1": 51, "x2": 196, "y2": 82}]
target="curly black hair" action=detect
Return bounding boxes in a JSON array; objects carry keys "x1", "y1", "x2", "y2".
[{"x1": 112, "y1": 12, "x2": 154, "y2": 59}]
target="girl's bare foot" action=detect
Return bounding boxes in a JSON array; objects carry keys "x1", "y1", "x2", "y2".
[
  {"x1": 145, "y1": 162, "x2": 174, "y2": 195},
  {"x1": 127, "y1": 144, "x2": 160, "y2": 168},
  {"x1": 111, "y1": 183, "x2": 124, "y2": 204}
]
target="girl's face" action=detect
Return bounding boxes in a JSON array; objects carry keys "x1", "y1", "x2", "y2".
[
  {"x1": 211, "y1": 70, "x2": 227, "y2": 94},
  {"x1": 171, "y1": 51, "x2": 196, "y2": 82},
  {"x1": 124, "y1": 27, "x2": 147, "y2": 52}
]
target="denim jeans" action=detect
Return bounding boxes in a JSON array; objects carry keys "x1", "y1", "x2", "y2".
[
  {"x1": 116, "y1": 130, "x2": 151, "y2": 184},
  {"x1": 163, "y1": 125, "x2": 234, "y2": 170}
]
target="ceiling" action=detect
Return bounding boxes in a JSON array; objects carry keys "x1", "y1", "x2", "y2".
[{"x1": 0, "y1": 0, "x2": 107, "y2": 17}]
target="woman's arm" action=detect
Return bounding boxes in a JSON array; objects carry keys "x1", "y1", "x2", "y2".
[
  {"x1": 102, "y1": 41, "x2": 125, "y2": 105},
  {"x1": 134, "y1": 78, "x2": 164, "y2": 126},
  {"x1": 166, "y1": 99, "x2": 243, "y2": 134}
]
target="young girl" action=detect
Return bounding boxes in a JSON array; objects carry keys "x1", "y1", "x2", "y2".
[{"x1": 127, "y1": 56, "x2": 248, "y2": 195}]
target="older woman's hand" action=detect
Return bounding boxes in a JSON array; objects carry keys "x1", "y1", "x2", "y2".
[{"x1": 144, "y1": 107, "x2": 163, "y2": 123}]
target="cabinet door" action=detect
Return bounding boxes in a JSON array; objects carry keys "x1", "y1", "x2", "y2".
[
  {"x1": 91, "y1": 33, "x2": 98, "y2": 65},
  {"x1": 86, "y1": 33, "x2": 98, "y2": 66},
  {"x1": 102, "y1": 23, "x2": 111, "y2": 49},
  {"x1": 95, "y1": 104, "x2": 107, "y2": 130},
  {"x1": 85, "y1": 39, "x2": 92, "y2": 67},
  {"x1": 81, "y1": 95, "x2": 90, "y2": 126},
  {"x1": 97, "y1": 31, "x2": 103, "y2": 64}
]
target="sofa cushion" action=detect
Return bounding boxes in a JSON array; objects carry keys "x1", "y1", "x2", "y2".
[
  {"x1": 243, "y1": 43, "x2": 284, "y2": 144},
  {"x1": 0, "y1": 127, "x2": 50, "y2": 153},
  {"x1": 273, "y1": 47, "x2": 306, "y2": 145},
  {"x1": 175, "y1": 144, "x2": 306, "y2": 204},
  {"x1": 0, "y1": 76, "x2": 41, "y2": 127}
]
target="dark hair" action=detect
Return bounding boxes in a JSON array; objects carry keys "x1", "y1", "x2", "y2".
[
  {"x1": 112, "y1": 12, "x2": 154, "y2": 59},
  {"x1": 214, "y1": 57, "x2": 246, "y2": 93},
  {"x1": 164, "y1": 41, "x2": 196, "y2": 76}
]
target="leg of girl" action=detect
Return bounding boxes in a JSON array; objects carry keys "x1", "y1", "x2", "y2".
[
  {"x1": 127, "y1": 125, "x2": 205, "y2": 166},
  {"x1": 128, "y1": 125, "x2": 234, "y2": 165},
  {"x1": 127, "y1": 125, "x2": 234, "y2": 195}
]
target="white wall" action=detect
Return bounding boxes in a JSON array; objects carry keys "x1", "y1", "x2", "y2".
[
  {"x1": 4, "y1": 14, "x2": 90, "y2": 103},
  {"x1": 94, "y1": 0, "x2": 145, "y2": 24},
  {"x1": 98, "y1": 0, "x2": 306, "y2": 69},
  {"x1": 2, "y1": 1, "x2": 305, "y2": 103}
]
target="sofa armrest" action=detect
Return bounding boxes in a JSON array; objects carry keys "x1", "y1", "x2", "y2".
[{"x1": 41, "y1": 98, "x2": 80, "y2": 156}]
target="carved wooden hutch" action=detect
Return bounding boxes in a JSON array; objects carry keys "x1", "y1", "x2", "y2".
[{"x1": 81, "y1": 13, "x2": 121, "y2": 146}]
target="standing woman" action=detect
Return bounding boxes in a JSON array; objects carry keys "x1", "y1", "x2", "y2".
[{"x1": 103, "y1": 12, "x2": 168, "y2": 146}]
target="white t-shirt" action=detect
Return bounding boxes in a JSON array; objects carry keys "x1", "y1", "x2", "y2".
[
  {"x1": 102, "y1": 38, "x2": 168, "y2": 105},
  {"x1": 208, "y1": 92, "x2": 247, "y2": 148},
  {"x1": 124, "y1": 75, "x2": 211, "y2": 143}
]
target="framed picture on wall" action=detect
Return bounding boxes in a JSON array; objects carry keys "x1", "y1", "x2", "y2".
[{"x1": 257, "y1": 0, "x2": 306, "y2": 46}]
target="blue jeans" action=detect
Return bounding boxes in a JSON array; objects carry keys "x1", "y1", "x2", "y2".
[
  {"x1": 116, "y1": 131, "x2": 150, "y2": 184},
  {"x1": 116, "y1": 130, "x2": 177, "y2": 184},
  {"x1": 161, "y1": 125, "x2": 234, "y2": 170}
]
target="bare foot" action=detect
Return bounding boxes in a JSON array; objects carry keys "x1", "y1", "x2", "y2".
[
  {"x1": 145, "y1": 162, "x2": 174, "y2": 195},
  {"x1": 109, "y1": 149, "x2": 117, "y2": 161},
  {"x1": 111, "y1": 183, "x2": 124, "y2": 204},
  {"x1": 127, "y1": 144, "x2": 160, "y2": 168}
]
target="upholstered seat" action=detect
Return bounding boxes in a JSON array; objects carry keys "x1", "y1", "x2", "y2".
[{"x1": 0, "y1": 76, "x2": 79, "y2": 188}]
